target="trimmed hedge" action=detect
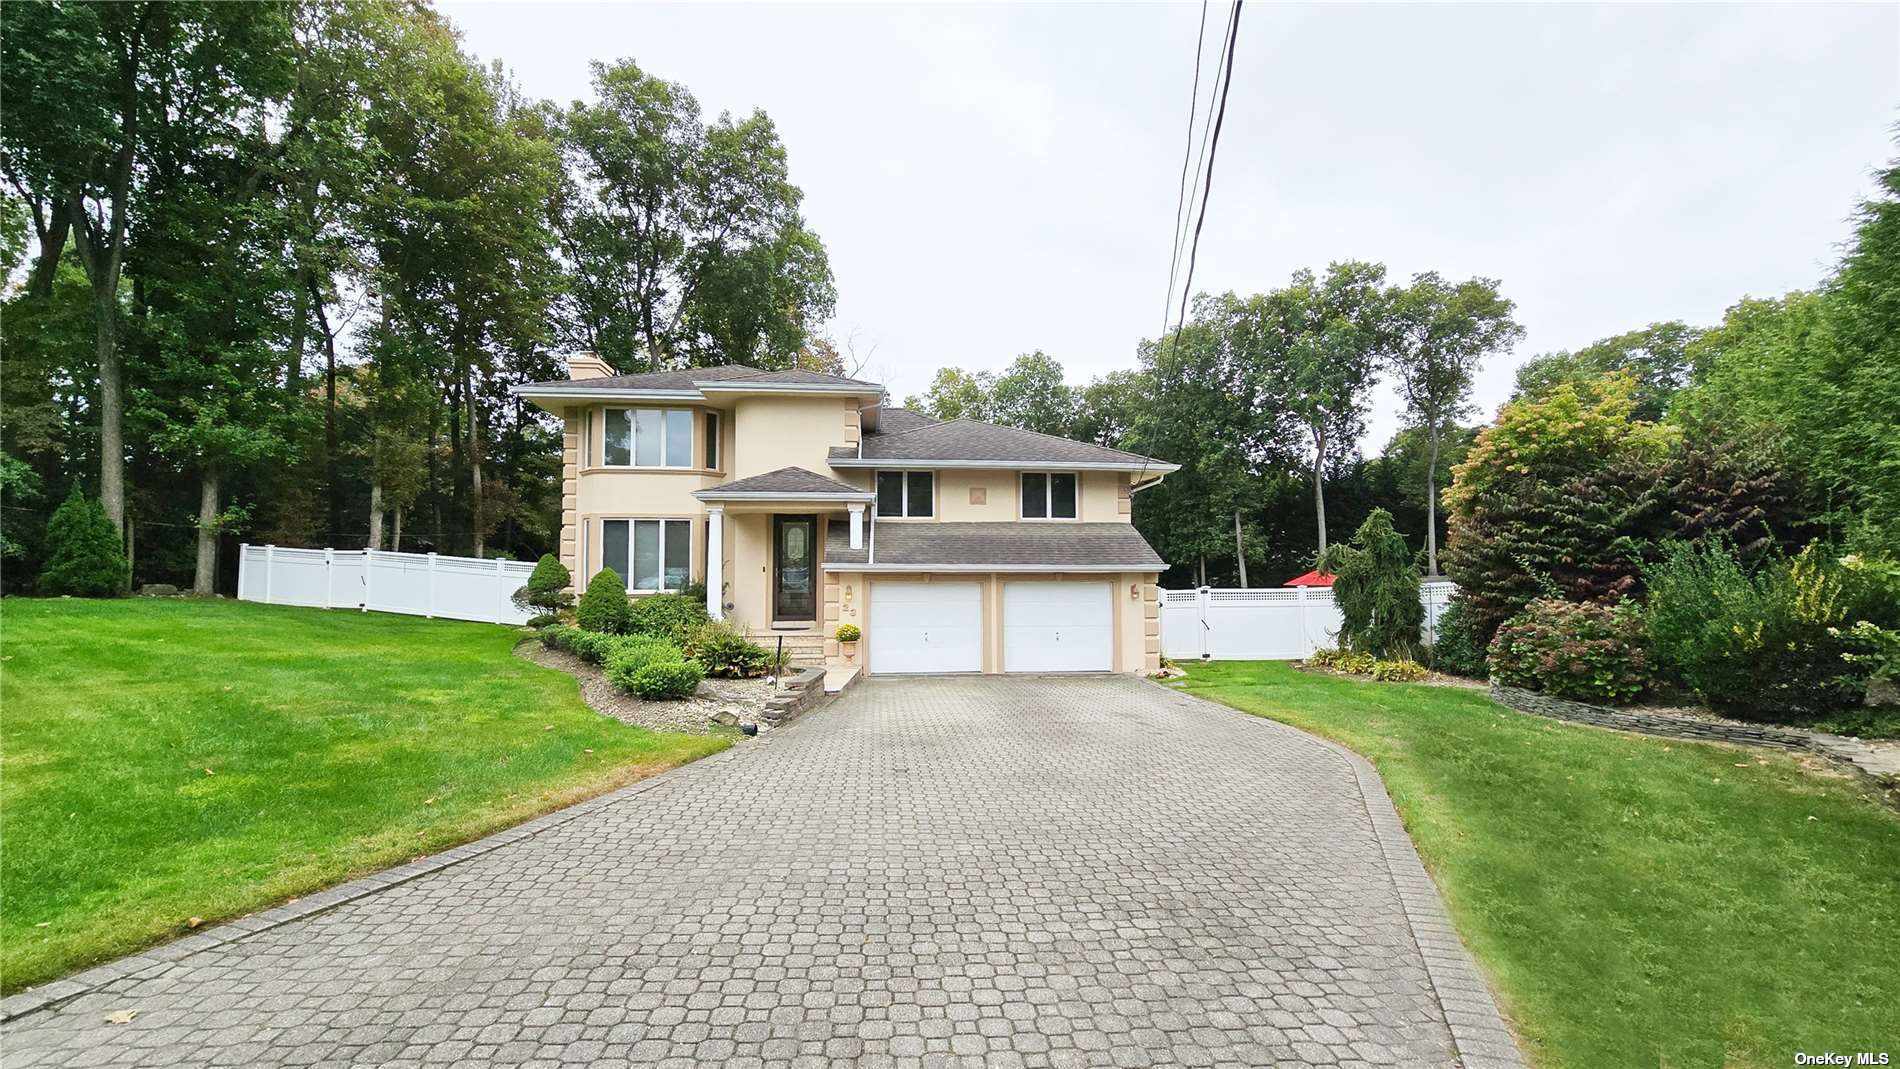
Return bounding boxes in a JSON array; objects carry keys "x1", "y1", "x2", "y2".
[
  {"x1": 604, "y1": 637, "x2": 686, "y2": 692},
  {"x1": 627, "y1": 659, "x2": 704, "y2": 700},
  {"x1": 576, "y1": 568, "x2": 633, "y2": 633}
]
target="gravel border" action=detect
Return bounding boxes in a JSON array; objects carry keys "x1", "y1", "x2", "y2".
[
  {"x1": 1150, "y1": 678, "x2": 1529, "y2": 1068},
  {"x1": 515, "y1": 640, "x2": 769, "y2": 735}
]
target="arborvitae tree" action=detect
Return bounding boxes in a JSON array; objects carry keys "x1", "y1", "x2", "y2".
[
  {"x1": 1320, "y1": 508, "x2": 1423, "y2": 658},
  {"x1": 575, "y1": 567, "x2": 632, "y2": 633},
  {"x1": 38, "y1": 486, "x2": 129, "y2": 596}
]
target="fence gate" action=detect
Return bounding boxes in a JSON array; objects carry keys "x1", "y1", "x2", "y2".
[{"x1": 1159, "y1": 581, "x2": 1456, "y2": 661}]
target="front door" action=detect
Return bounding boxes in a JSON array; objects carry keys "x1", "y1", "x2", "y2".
[{"x1": 773, "y1": 514, "x2": 817, "y2": 621}]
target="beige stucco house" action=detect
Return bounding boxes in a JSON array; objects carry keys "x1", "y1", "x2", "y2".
[{"x1": 512, "y1": 356, "x2": 1178, "y2": 679}]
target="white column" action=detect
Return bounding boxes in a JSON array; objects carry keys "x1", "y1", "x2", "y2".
[
  {"x1": 705, "y1": 507, "x2": 724, "y2": 621},
  {"x1": 848, "y1": 504, "x2": 864, "y2": 550},
  {"x1": 238, "y1": 543, "x2": 250, "y2": 601}
]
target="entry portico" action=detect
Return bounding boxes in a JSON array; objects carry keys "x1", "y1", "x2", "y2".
[{"x1": 690, "y1": 467, "x2": 874, "y2": 627}]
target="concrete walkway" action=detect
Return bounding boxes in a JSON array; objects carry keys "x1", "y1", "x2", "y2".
[{"x1": 1, "y1": 675, "x2": 1521, "y2": 1068}]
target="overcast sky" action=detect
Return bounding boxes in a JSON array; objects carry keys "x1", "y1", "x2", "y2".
[{"x1": 443, "y1": 1, "x2": 1897, "y2": 450}]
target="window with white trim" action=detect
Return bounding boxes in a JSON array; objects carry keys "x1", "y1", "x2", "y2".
[
  {"x1": 602, "y1": 519, "x2": 692, "y2": 591},
  {"x1": 875, "y1": 470, "x2": 934, "y2": 517},
  {"x1": 1021, "y1": 472, "x2": 1078, "y2": 519},
  {"x1": 603, "y1": 408, "x2": 694, "y2": 468}
]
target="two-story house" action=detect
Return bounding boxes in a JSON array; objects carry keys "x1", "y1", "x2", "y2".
[{"x1": 512, "y1": 355, "x2": 1178, "y2": 679}]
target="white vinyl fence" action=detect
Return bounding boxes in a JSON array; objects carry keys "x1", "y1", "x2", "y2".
[
  {"x1": 1159, "y1": 580, "x2": 1456, "y2": 661},
  {"x1": 237, "y1": 544, "x2": 539, "y2": 625}
]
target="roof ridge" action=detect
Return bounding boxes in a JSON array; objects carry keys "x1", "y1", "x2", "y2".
[{"x1": 944, "y1": 414, "x2": 1158, "y2": 464}]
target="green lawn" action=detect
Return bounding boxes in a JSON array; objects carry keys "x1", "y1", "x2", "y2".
[
  {"x1": 0, "y1": 598, "x2": 726, "y2": 993},
  {"x1": 1174, "y1": 661, "x2": 1899, "y2": 1069}
]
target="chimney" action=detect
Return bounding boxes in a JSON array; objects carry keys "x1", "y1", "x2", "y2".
[{"x1": 565, "y1": 351, "x2": 617, "y2": 380}]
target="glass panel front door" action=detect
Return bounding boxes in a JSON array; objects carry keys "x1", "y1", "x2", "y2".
[{"x1": 773, "y1": 515, "x2": 817, "y2": 621}]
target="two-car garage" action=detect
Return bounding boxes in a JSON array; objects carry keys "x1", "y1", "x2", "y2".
[{"x1": 868, "y1": 579, "x2": 1114, "y2": 674}]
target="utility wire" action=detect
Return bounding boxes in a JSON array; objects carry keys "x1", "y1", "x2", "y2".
[
  {"x1": 1172, "y1": 0, "x2": 1243, "y2": 338},
  {"x1": 1165, "y1": 0, "x2": 1237, "y2": 327},
  {"x1": 1159, "y1": 0, "x2": 1212, "y2": 338}
]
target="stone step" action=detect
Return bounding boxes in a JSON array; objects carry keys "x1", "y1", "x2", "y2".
[{"x1": 751, "y1": 632, "x2": 827, "y2": 668}]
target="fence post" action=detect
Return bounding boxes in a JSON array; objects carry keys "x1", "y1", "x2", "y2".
[
  {"x1": 323, "y1": 548, "x2": 335, "y2": 610},
  {"x1": 426, "y1": 552, "x2": 438, "y2": 618},
  {"x1": 263, "y1": 545, "x2": 275, "y2": 604},
  {"x1": 494, "y1": 558, "x2": 506, "y2": 624},
  {"x1": 238, "y1": 543, "x2": 250, "y2": 601},
  {"x1": 1296, "y1": 584, "x2": 1309, "y2": 657},
  {"x1": 362, "y1": 549, "x2": 374, "y2": 612},
  {"x1": 1198, "y1": 586, "x2": 1211, "y2": 661}
]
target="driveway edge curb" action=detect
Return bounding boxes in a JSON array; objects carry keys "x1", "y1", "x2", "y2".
[
  {"x1": 0, "y1": 734, "x2": 787, "y2": 1025},
  {"x1": 1144, "y1": 678, "x2": 1529, "y2": 1069}
]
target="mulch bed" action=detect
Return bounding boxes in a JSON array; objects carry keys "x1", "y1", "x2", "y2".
[{"x1": 515, "y1": 641, "x2": 772, "y2": 736}]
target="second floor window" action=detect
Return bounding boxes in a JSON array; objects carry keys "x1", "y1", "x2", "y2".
[
  {"x1": 1021, "y1": 472, "x2": 1078, "y2": 519},
  {"x1": 876, "y1": 470, "x2": 934, "y2": 517},
  {"x1": 604, "y1": 408, "x2": 693, "y2": 468}
]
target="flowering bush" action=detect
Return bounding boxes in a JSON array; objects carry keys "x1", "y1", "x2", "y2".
[
  {"x1": 836, "y1": 624, "x2": 861, "y2": 642},
  {"x1": 1488, "y1": 598, "x2": 1650, "y2": 703}
]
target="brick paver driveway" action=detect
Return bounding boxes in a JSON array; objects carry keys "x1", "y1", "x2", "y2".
[{"x1": 3, "y1": 676, "x2": 1520, "y2": 1068}]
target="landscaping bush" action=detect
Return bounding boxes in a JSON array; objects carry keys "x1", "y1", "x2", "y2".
[
  {"x1": 1427, "y1": 597, "x2": 1486, "y2": 678},
  {"x1": 575, "y1": 568, "x2": 633, "y2": 633},
  {"x1": 538, "y1": 623, "x2": 621, "y2": 664},
  {"x1": 1319, "y1": 508, "x2": 1424, "y2": 659},
  {"x1": 1371, "y1": 659, "x2": 1428, "y2": 682},
  {"x1": 627, "y1": 659, "x2": 704, "y2": 700},
  {"x1": 604, "y1": 636, "x2": 687, "y2": 692},
  {"x1": 626, "y1": 592, "x2": 709, "y2": 643},
  {"x1": 683, "y1": 621, "x2": 770, "y2": 678},
  {"x1": 511, "y1": 553, "x2": 573, "y2": 617},
  {"x1": 525, "y1": 612, "x2": 561, "y2": 629},
  {"x1": 1645, "y1": 541, "x2": 1890, "y2": 720},
  {"x1": 1308, "y1": 647, "x2": 1376, "y2": 675},
  {"x1": 1488, "y1": 598, "x2": 1650, "y2": 704},
  {"x1": 38, "y1": 486, "x2": 129, "y2": 597},
  {"x1": 1444, "y1": 375, "x2": 1675, "y2": 645}
]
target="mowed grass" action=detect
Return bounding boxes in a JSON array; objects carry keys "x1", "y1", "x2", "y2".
[
  {"x1": 0, "y1": 598, "x2": 726, "y2": 993},
  {"x1": 1173, "y1": 661, "x2": 1899, "y2": 1069}
]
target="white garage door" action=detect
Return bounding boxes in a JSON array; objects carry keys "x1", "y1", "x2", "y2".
[
  {"x1": 870, "y1": 581, "x2": 983, "y2": 674},
  {"x1": 1004, "y1": 582, "x2": 1113, "y2": 673}
]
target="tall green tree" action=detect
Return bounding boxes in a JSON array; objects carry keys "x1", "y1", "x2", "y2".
[
  {"x1": 1, "y1": 1, "x2": 293, "y2": 538},
  {"x1": 552, "y1": 59, "x2": 834, "y2": 371},
  {"x1": 907, "y1": 367, "x2": 995, "y2": 422},
  {"x1": 1250, "y1": 261, "x2": 1393, "y2": 556},
  {"x1": 1386, "y1": 273, "x2": 1522, "y2": 574},
  {"x1": 1513, "y1": 321, "x2": 1703, "y2": 421},
  {"x1": 987, "y1": 352, "x2": 1077, "y2": 436}
]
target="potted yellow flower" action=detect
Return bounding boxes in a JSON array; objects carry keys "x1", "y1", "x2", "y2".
[{"x1": 836, "y1": 623, "x2": 861, "y2": 662}]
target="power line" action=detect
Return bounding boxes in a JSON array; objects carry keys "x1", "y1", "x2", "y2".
[
  {"x1": 1165, "y1": 0, "x2": 1237, "y2": 326},
  {"x1": 1159, "y1": 0, "x2": 1212, "y2": 338},
  {"x1": 1173, "y1": 0, "x2": 1244, "y2": 338}
]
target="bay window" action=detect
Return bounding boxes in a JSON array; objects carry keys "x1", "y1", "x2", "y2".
[
  {"x1": 603, "y1": 408, "x2": 694, "y2": 468},
  {"x1": 602, "y1": 519, "x2": 692, "y2": 591},
  {"x1": 1021, "y1": 472, "x2": 1078, "y2": 519}
]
